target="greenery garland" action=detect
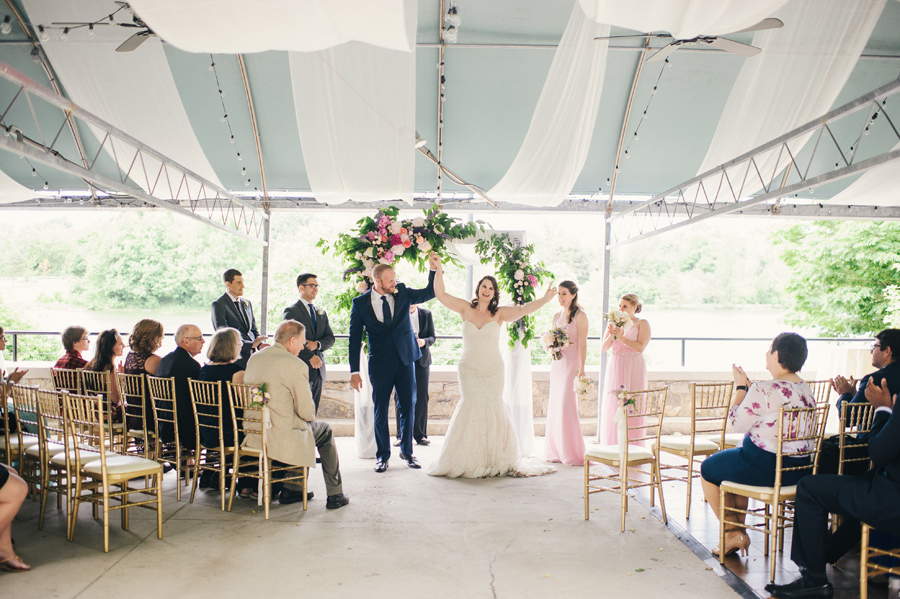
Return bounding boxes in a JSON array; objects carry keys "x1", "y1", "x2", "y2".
[{"x1": 319, "y1": 204, "x2": 552, "y2": 349}]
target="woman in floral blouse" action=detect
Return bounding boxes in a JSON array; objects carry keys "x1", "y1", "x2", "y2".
[{"x1": 700, "y1": 333, "x2": 817, "y2": 558}]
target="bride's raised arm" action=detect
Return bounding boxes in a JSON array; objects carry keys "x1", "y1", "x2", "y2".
[
  {"x1": 429, "y1": 252, "x2": 470, "y2": 316},
  {"x1": 496, "y1": 283, "x2": 557, "y2": 323}
]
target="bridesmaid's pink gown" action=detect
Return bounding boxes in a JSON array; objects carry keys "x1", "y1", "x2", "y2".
[
  {"x1": 599, "y1": 325, "x2": 647, "y2": 445},
  {"x1": 545, "y1": 319, "x2": 586, "y2": 465}
]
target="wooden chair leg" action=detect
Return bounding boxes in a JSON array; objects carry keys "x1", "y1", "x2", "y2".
[
  {"x1": 655, "y1": 459, "x2": 667, "y2": 525},
  {"x1": 584, "y1": 460, "x2": 590, "y2": 521},
  {"x1": 685, "y1": 456, "x2": 694, "y2": 520},
  {"x1": 860, "y1": 524, "x2": 869, "y2": 599}
]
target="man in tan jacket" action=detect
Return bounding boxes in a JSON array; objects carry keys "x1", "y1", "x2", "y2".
[{"x1": 243, "y1": 320, "x2": 349, "y2": 509}]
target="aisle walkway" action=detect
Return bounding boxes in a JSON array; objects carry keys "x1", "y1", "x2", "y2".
[{"x1": 4, "y1": 437, "x2": 736, "y2": 599}]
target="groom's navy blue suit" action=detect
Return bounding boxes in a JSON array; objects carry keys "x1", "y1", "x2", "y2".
[{"x1": 349, "y1": 271, "x2": 435, "y2": 461}]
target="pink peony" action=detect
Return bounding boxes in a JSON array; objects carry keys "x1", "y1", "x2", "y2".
[
  {"x1": 526, "y1": 274, "x2": 538, "y2": 287},
  {"x1": 383, "y1": 250, "x2": 395, "y2": 262},
  {"x1": 390, "y1": 234, "x2": 402, "y2": 246},
  {"x1": 367, "y1": 231, "x2": 375, "y2": 241}
]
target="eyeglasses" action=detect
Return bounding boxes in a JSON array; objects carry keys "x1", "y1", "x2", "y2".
[
  {"x1": 301, "y1": 284, "x2": 319, "y2": 289},
  {"x1": 0, "y1": 335, "x2": 6, "y2": 341},
  {"x1": 80, "y1": 336, "x2": 90, "y2": 342},
  {"x1": 872, "y1": 343, "x2": 883, "y2": 352},
  {"x1": 184, "y1": 336, "x2": 204, "y2": 342}
]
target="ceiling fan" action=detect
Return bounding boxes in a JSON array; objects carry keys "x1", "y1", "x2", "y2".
[
  {"x1": 595, "y1": 18, "x2": 783, "y2": 63},
  {"x1": 51, "y1": 2, "x2": 157, "y2": 52}
]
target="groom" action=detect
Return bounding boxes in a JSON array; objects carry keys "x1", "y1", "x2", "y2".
[{"x1": 349, "y1": 257, "x2": 438, "y2": 472}]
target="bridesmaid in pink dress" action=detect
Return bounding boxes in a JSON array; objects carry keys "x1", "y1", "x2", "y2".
[
  {"x1": 599, "y1": 293, "x2": 651, "y2": 445},
  {"x1": 545, "y1": 281, "x2": 588, "y2": 465}
]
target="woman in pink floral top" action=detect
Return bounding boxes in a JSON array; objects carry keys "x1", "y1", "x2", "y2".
[{"x1": 700, "y1": 333, "x2": 817, "y2": 558}]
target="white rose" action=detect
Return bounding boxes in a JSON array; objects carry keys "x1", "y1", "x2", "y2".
[
  {"x1": 417, "y1": 240, "x2": 432, "y2": 253},
  {"x1": 392, "y1": 244, "x2": 405, "y2": 256},
  {"x1": 514, "y1": 269, "x2": 524, "y2": 281},
  {"x1": 517, "y1": 261, "x2": 524, "y2": 267},
  {"x1": 362, "y1": 258, "x2": 375, "y2": 269},
  {"x1": 413, "y1": 216, "x2": 425, "y2": 227},
  {"x1": 364, "y1": 247, "x2": 374, "y2": 258},
  {"x1": 363, "y1": 267, "x2": 373, "y2": 278},
  {"x1": 390, "y1": 221, "x2": 402, "y2": 235},
  {"x1": 355, "y1": 281, "x2": 369, "y2": 293}
]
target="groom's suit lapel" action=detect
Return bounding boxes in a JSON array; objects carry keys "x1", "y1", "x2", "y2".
[{"x1": 363, "y1": 291, "x2": 390, "y2": 329}]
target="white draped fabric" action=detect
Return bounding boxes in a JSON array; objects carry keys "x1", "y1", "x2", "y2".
[
  {"x1": 579, "y1": 0, "x2": 789, "y2": 38},
  {"x1": 129, "y1": 0, "x2": 414, "y2": 54},
  {"x1": 289, "y1": 0, "x2": 416, "y2": 205},
  {"x1": 502, "y1": 340, "x2": 536, "y2": 459},
  {"x1": 353, "y1": 348, "x2": 378, "y2": 459},
  {"x1": 697, "y1": 0, "x2": 885, "y2": 178},
  {"x1": 486, "y1": 4, "x2": 609, "y2": 208},
  {"x1": 831, "y1": 141, "x2": 900, "y2": 207},
  {"x1": 0, "y1": 170, "x2": 35, "y2": 205},
  {"x1": 23, "y1": 0, "x2": 223, "y2": 193}
]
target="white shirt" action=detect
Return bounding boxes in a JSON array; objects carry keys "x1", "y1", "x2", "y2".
[
  {"x1": 410, "y1": 308, "x2": 420, "y2": 335},
  {"x1": 370, "y1": 288, "x2": 395, "y2": 324}
]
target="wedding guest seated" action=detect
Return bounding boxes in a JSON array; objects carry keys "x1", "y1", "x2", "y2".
[
  {"x1": 155, "y1": 325, "x2": 204, "y2": 449},
  {"x1": 53, "y1": 325, "x2": 90, "y2": 370},
  {"x1": 700, "y1": 333, "x2": 818, "y2": 558},
  {"x1": 0, "y1": 463, "x2": 30, "y2": 572},
  {"x1": 123, "y1": 319, "x2": 163, "y2": 432},
  {"x1": 84, "y1": 329, "x2": 127, "y2": 421},
  {"x1": 196, "y1": 327, "x2": 247, "y2": 491},
  {"x1": 243, "y1": 320, "x2": 348, "y2": 509}
]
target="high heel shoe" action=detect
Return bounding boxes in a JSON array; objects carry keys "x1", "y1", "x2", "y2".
[{"x1": 711, "y1": 532, "x2": 750, "y2": 558}]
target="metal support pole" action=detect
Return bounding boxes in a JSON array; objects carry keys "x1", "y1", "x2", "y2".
[
  {"x1": 681, "y1": 339, "x2": 686, "y2": 367},
  {"x1": 464, "y1": 213, "x2": 474, "y2": 300},
  {"x1": 12, "y1": 333, "x2": 17, "y2": 363},
  {"x1": 260, "y1": 208, "x2": 271, "y2": 336},
  {"x1": 597, "y1": 214, "x2": 612, "y2": 442}
]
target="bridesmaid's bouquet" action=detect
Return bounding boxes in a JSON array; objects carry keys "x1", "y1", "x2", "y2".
[
  {"x1": 540, "y1": 327, "x2": 569, "y2": 360},
  {"x1": 573, "y1": 375, "x2": 595, "y2": 401},
  {"x1": 604, "y1": 310, "x2": 630, "y2": 340}
]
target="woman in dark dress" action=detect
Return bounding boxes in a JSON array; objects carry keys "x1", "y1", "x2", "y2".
[
  {"x1": 197, "y1": 327, "x2": 245, "y2": 449},
  {"x1": 84, "y1": 329, "x2": 126, "y2": 422},
  {"x1": 123, "y1": 319, "x2": 163, "y2": 431}
]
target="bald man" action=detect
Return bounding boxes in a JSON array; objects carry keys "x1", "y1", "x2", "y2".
[{"x1": 156, "y1": 324, "x2": 205, "y2": 449}]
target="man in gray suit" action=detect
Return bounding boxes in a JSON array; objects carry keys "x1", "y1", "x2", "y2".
[
  {"x1": 282, "y1": 273, "x2": 335, "y2": 413},
  {"x1": 243, "y1": 320, "x2": 349, "y2": 509}
]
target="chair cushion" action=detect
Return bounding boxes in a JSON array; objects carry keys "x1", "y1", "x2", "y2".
[
  {"x1": 657, "y1": 435, "x2": 720, "y2": 453},
  {"x1": 0, "y1": 435, "x2": 40, "y2": 449},
  {"x1": 585, "y1": 444, "x2": 654, "y2": 464},
  {"x1": 25, "y1": 441, "x2": 67, "y2": 457},
  {"x1": 50, "y1": 449, "x2": 118, "y2": 467},
  {"x1": 82, "y1": 454, "x2": 163, "y2": 477},
  {"x1": 721, "y1": 480, "x2": 797, "y2": 500}
]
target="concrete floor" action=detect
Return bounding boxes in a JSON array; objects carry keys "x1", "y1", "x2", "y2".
[{"x1": 3, "y1": 436, "x2": 740, "y2": 599}]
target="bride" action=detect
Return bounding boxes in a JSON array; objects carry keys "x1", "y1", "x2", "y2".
[{"x1": 426, "y1": 252, "x2": 557, "y2": 478}]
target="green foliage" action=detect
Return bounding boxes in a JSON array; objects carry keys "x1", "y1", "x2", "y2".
[
  {"x1": 773, "y1": 221, "x2": 900, "y2": 335},
  {"x1": 0, "y1": 294, "x2": 59, "y2": 361}
]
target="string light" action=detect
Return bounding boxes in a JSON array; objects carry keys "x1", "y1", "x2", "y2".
[
  {"x1": 443, "y1": 1, "x2": 460, "y2": 44},
  {"x1": 209, "y1": 54, "x2": 253, "y2": 185},
  {"x1": 59, "y1": 27, "x2": 69, "y2": 42},
  {"x1": 612, "y1": 60, "x2": 670, "y2": 182},
  {"x1": 1, "y1": 16, "x2": 12, "y2": 36}
]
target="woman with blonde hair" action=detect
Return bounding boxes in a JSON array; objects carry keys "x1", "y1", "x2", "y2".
[{"x1": 599, "y1": 293, "x2": 651, "y2": 445}]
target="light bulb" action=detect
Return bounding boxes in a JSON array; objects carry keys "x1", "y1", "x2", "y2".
[
  {"x1": 1, "y1": 16, "x2": 12, "y2": 36},
  {"x1": 209, "y1": 62, "x2": 215, "y2": 71},
  {"x1": 241, "y1": 167, "x2": 247, "y2": 175},
  {"x1": 43, "y1": 181, "x2": 48, "y2": 190},
  {"x1": 229, "y1": 135, "x2": 235, "y2": 144},
  {"x1": 652, "y1": 86, "x2": 657, "y2": 95},
  {"x1": 38, "y1": 25, "x2": 49, "y2": 42},
  {"x1": 218, "y1": 89, "x2": 224, "y2": 97},
  {"x1": 88, "y1": 24, "x2": 95, "y2": 38},
  {"x1": 31, "y1": 168, "x2": 37, "y2": 177},
  {"x1": 60, "y1": 27, "x2": 69, "y2": 42},
  {"x1": 220, "y1": 114, "x2": 228, "y2": 122},
  {"x1": 244, "y1": 179, "x2": 250, "y2": 187},
  {"x1": 642, "y1": 111, "x2": 647, "y2": 119},
  {"x1": 236, "y1": 153, "x2": 242, "y2": 161}
]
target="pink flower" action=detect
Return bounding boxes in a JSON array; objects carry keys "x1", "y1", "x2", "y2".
[
  {"x1": 366, "y1": 231, "x2": 375, "y2": 241},
  {"x1": 526, "y1": 274, "x2": 538, "y2": 287},
  {"x1": 403, "y1": 239, "x2": 412, "y2": 248},
  {"x1": 383, "y1": 250, "x2": 395, "y2": 262},
  {"x1": 390, "y1": 234, "x2": 402, "y2": 246}
]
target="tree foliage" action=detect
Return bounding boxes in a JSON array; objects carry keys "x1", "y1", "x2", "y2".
[{"x1": 773, "y1": 221, "x2": 900, "y2": 335}]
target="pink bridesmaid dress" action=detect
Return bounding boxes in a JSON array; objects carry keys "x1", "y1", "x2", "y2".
[
  {"x1": 599, "y1": 324, "x2": 647, "y2": 445},
  {"x1": 545, "y1": 317, "x2": 586, "y2": 465}
]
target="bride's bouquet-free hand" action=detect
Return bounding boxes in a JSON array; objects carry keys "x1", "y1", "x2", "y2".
[
  {"x1": 540, "y1": 327, "x2": 569, "y2": 360},
  {"x1": 573, "y1": 375, "x2": 595, "y2": 401},
  {"x1": 604, "y1": 310, "x2": 629, "y2": 340}
]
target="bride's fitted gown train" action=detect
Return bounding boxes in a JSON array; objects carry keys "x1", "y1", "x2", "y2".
[{"x1": 427, "y1": 320, "x2": 555, "y2": 478}]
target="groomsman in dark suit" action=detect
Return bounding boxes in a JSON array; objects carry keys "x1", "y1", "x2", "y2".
[
  {"x1": 211, "y1": 268, "x2": 268, "y2": 368},
  {"x1": 282, "y1": 273, "x2": 335, "y2": 413},
  {"x1": 767, "y1": 377, "x2": 900, "y2": 599},
  {"x1": 394, "y1": 304, "x2": 436, "y2": 446}
]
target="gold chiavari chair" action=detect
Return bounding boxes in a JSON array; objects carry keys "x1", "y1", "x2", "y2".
[
  {"x1": 35, "y1": 387, "x2": 69, "y2": 529},
  {"x1": 719, "y1": 403, "x2": 829, "y2": 584},
  {"x1": 838, "y1": 401, "x2": 875, "y2": 476},
  {"x1": 2, "y1": 380, "x2": 38, "y2": 465},
  {"x1": 64, "y1": 391, "x2": 163, "y2": 552},
  {"x1": 51, "y1": 367, "x2": 82, "y2": 395},
  {"x1": 806, "y1": 379, "x2": 834, "y2": 404},
  {"x1": 860, "y1": 524, "x2": 900, "y2": 599},
  {"x1": 117, "y1": 372, "x2": 155, "y2": 460},
  {"x1": 80, "y1": 369, "x2": 125, "y2": 452},
  {"x1": 147, "y1": 375, "x2": 193, "y2": 501},
  {"x1": 229, "y1": 382, "x2": 308, "y2": 518},
  {"x1": 656, "y1": 381, "x2": 733, "y2": 519},
  {"x1": 190, "y1": 379, "x2": 239, "y2": 510},
  {"x1": 584, "y1": 386, "x2": 669, "y2": 532},
  {"x1": 10, "y1": 383, "x2": 44, "y2": 498}
]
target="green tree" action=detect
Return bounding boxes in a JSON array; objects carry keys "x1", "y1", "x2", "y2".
[
  {"x1": 0, "y1": 294, "x2": 59, "y2": 361},
  {"x1": 773, "y1": 221, "x2": 900, "y2": 335}
]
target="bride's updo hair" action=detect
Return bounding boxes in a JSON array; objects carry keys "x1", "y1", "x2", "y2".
[
  {"x1": 559, "y1": 280, "x2": 582, "y2": 324},
  {"x1": 471, "y1": 275, "x2": 500, "y2": 316},
  {"x1": 620, "y1": 293, "x2": 642, "y2": 313}
]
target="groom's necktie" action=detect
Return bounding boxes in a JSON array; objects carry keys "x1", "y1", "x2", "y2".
[
  {"x1": 308, "y1": 303, "x2": 317, "y2": 333},
  {"x1": 234, "y1": 300, "x2": 249, "y2": 330},
  {"x1": 381, "y1": 295, "x2": 392, "y2": 325}
]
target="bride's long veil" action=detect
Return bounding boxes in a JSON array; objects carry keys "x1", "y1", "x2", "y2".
[{"x1": 502, "y1": 333, "x2": 536, "y2": 459}]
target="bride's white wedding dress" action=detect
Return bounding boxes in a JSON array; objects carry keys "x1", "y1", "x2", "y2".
[{"x1": 427, "y1": 320, "x2": 556, "y2": 478}]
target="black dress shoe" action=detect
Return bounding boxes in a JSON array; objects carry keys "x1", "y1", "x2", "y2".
[
  {"x1": 766, "y1": 574, "x2": 834, "y2": 599},
  {"x1": 416, "y1": 438, "x2": 430, "y2": 446},
  {"x1": 393, "y1": 439, "x2": 402, "y2": 447},
  {"x1": 398, "y1": 453, "x2": 422, "y2": 469},
  {"x1": 326, "y1": 493, "x2": 350, "y2": 510},
  {"x1": 375, "y1": 459, "x2": 389, "y2": 473},
  {"x1": 279, "y1": 489, "x2": 314, "y2": 505}
]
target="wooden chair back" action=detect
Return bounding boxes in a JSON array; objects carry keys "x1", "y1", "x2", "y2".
[
  {"x1": 51, "y1": 367, "x2": 82, "y2": 394},
  {"x1": 838, "y1": 401, "x2": 875, "y2": 475}
]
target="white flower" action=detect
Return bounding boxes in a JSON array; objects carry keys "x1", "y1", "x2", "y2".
[
  {"x1": 316, "y1": 307, "x2": 326, "y2": 316},
  {"x1": 517, "y1": 261, "x2": 524, "y2": 267},
  {"x1": 355, "y1": 280, "x2": 369, "y2": 293},
  {"x1": 413, "y1": 216, "x2": 425, "y2": 227},
  {"x1": 363, "y1": 267, "x2": 373, "y2": 278},
  {"x1": 364, "y1": 247, "x2": 374, "y2": 258},
  {"x1": 513, "y1": 269, "x2": 524, "y2": 281},
  {"x1": 390, "y1": 221, "x2": 402, "y2": 235},
  {"x1": 362, "y1": 258, "x2": 375, "y2": 269},
  {"x1": 417, "y1": 240, "x2": 432, "y2": 253},
  {"x1": 392, "y1": 244, "x2": 405, "y2": 256}
]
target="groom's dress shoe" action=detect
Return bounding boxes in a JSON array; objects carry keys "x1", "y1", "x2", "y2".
[
  {"x1": 766, "y1": 574, "x2": 834, "y2": 599},
  {"x1": 399, "y1": 453, "x2": 422, "y2": 469},
  {"x1": 375, "y1": 459, "x2": 389, "y2": 473}
]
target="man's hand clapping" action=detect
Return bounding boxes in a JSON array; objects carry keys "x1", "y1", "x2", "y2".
[{"x1": 866, "y1": 378, "x2": 896, "y2": 410}]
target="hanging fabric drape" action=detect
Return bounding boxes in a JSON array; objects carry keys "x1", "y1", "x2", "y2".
[
  {"x1": 128, "y1": 0, "x2": 413, "y2": 54},
  {"x1": 831, "y1": 141, "x2": 900, "y2": 206},
  {"x1": 697, "y1": 0, "x2": 886, "y2": 181},
  {"x1": 485, "y1": 3, "x2": 609, "y2": 208},
  {"x1": 578, "y1": 0, "x2": 789, "y2": 39},
  {"x1": 290, "y1": 0, "x2": 417, "y2": 205},
  {"x1": 0, "y1": 170, "x2": 36, "y2": 205},
  {"x1": 23, "y1": 0, "x2": 224, "y2": 195}
]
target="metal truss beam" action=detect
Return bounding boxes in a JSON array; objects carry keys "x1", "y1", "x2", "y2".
[
  {"x1": 0, "y1": 61, "x2": 268, "y2": 244},
  {"x1": 609, "y1": 78, "x2": 900, "y2": 248}
]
